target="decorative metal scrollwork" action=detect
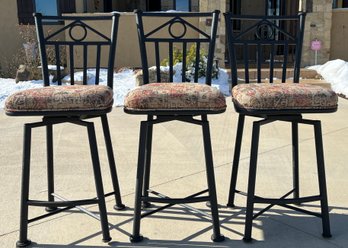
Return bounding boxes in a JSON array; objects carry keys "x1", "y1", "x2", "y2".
[
  {"x1": 168, "y1": 19, "x2": 187, "y2": 39},
  {"x1": 255, "y1": 22, "x2": 274, "y2": 40},
  {"x1": 68, "y1": 23, "x2": 88, "y2": 42}
]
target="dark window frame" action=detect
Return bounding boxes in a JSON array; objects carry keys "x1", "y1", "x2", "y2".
[
  {"x1": 146, "y1": 0, "x2": 192, "y2": 12},
  {"x1": 17, "y1": 0, "x2": 75, "y2": 25},
  {"x1": 173, "y1": 0, "x2": 192, "y2": 11},
  {"x1": 34, "y1": 0, "x2": 59, "y2": 17},
  {"x1": 333, "y1": 0, "x2": 348, "y2": 8}
]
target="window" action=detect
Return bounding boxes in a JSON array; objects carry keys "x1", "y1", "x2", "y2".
[
  {"x1": 150, "y1": 0, "x2": 192, "y2": 11},
  {"x1": 147, "y1": 0, "x2": 161, "y2": 11},
  {"x1": 333, "y1": 0, "x2": 348, "y2": 8},
  {"x1": 17, "y1": 0, "x2": 76, "y2": 24},
  {"x1": 35, "y1": 0, "x2": 58, "y2": 16},
  {"x1": 175, "y1": 0, "x2": 190, "y2": 11}
]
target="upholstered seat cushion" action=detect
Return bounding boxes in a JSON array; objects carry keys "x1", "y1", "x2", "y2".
[
  {"x1": 232, "y1": 83, "x2": 338, "y2": 113},
  {"x1": 5, "y1": 85, "x2": 113, "y2": 115},
  {"x1": 124, "y1": 83, "x2": 226, "y2": 114}
]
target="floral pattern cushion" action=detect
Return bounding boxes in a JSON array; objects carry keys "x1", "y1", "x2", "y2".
[
  {"x1": 124, "y1": 83, "x2": 226, "y2": 113},
  {"x1": 232, "y1": 83, "x2": 338, "y2": 112},
  {"x1": 5, "y1": 85, "x2": 113, "y2": 114}
]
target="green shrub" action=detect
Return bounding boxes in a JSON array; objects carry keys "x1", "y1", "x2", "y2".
[{"x1": 161, "y1": 44, "x2": 219, "y2": 81}]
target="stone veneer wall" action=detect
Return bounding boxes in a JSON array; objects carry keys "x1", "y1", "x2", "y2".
[
  {"x1": 200, "y1": 0, "x2": 334, "y2": 67},
  {"x1": 199, "y1": 0, "x2": 227, "y2": 67},
  {"x1": 301, "y1": 0, "x2": 333, "y2": 66},
  {"x1": 330, "y1": 8, "x2": 348, "y2": 61}
]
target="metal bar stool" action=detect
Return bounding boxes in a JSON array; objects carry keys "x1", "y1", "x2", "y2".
[
  {"x1": 124, "y1": 10, "x2": 226, "y2": 243},
  {"x1": 5, "y1": 13, "x2": 125, "y2": 247},
  {"x1": 224, "y1": 12, "x2": 338, "y2": 241}
]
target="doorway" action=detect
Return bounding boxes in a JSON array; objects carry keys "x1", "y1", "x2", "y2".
[
  {"x1": 147, "y1": 0, "x2": 161, "y2": 11},
  {"x1": 229, "y1": 0, "x2": 299, "y2": 16}
]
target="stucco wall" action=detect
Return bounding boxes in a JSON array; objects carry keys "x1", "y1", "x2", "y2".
[
  {"x1": 330, "y1": 8, "x2": 348, "y2": 61},
  {"x1": 65, "y1": 13, "x2": 199, "y2": 69},
  {"x1": 117, "y1": 13, "x2": 199, "y2": 68},
  {"x1": 0, "y1": 1, "x2": 23, "y2": 73},
  {"x1": 1, "y1": 1, "x2": 345, "y2": 74}
]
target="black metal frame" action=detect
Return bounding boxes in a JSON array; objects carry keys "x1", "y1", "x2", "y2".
[
  {"x1": 128, "y1": 10, "x2": 225, "y2": 243},
  {"x1": 225, "y1": 13, "x2": 306, "y2": 85},
  {"x1": 224, "y1": 12, "x2": 334, "y2": 241},
  {"x1": 13, "y1": 13, "x2": 125, "y2": 247}
]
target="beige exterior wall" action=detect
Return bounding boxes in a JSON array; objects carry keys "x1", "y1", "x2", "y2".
[
  {"x1": 0, "y1": 0, "x2": 23, "y2": 73},
  {"x1": 66, "y1": 13, "x2": 199, "y2": 69},
  {"x1": 117, "y1": 13, "x2": 199, "y2": 68},
  {"x1": 1, "y1": 0, "x2": 347, "y2": 74},
  {"x1": 330, "y1": 8, "x2": 348, "y2": 61}
]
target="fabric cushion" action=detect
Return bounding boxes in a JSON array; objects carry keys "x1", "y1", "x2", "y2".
[
  {"x1": 5, "y1": 85, "x2": 113, "y2": 114},
  {"x1": 124, "y1": 83, "x2": 226, "y2": 113},
  {"x1": 232, "y1": 83, "x2": 338, "y2": 113}
]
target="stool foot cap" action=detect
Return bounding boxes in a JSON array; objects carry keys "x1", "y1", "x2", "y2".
[
  {"x1": 114, "y1": 204, "x2": 126, "y2": 211},
  {"x1": 243, "y1": 237, "x2": 252, "y2": 243},
  {"x1": 16, "y1": 239, "x2": 31, "y2": 247},
  {"x1": 141, "y1": 202, "x2": 152, "y2": 209},
  {"x1": 211, "y1": 234, "x2": 225, "y2": 242},
  {"x1": 102, "y1": 237, "x2": 112, "y2": 243},
  {"x1": 226, "y1": 203, "x2": 236, "y2": 208},
  {"x1": 45, "y1": 207, "x2": 58, "y2": 212},
  {"x1": 130, "y1": 235, "x2": 144, "y2": 243},
  {"x1": 322, "y1": 233, "x2": 332, "y2": 238}
]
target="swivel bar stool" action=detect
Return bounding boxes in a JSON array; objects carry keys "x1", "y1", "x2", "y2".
[
  {"x1": 224, "y1": 12, "x2": 338, "y2": 241},
  {"x1": 5, "y1": 13, "x2": 125, "y2": 247},
  {"x1": 124, "y1": 10, "x2": 226, "y2": 242}
]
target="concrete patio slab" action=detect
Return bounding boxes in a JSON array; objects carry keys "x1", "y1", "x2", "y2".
[{"x1": 1, "y1": 96, "x2": 347, "y2": 247}]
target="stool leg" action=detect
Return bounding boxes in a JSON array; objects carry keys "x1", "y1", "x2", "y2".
[
  {"x1": 86, "y1": 122, "x2": 111, "y2": 243},
  {"x1": 202, "y1": 118, "x2": 224, "y2": 242},
  {"x1": 16, "y1": 124, "x2": 32, "y2": 247},
  {"x1": 227, "y1": 114, "x2": 245, "y2": 207},
  {"x1": 142, "y1": 119, "x2": 153, "y2": 209},
  {"x1": 313, "y1": 121, "x2": 332, "y2": 238},
  {"x1": 292, "y1": 121, "x2": 300, "y2": 200},
  {"x1": 100, "y1": 115, "x2": 125, "y2": 210},
  {"x1": 45, "y1": 124, "x2": 57, "y2": 212},
  {"x1": 244, "y1": 121, "x2": 261, "y2": 242},
  {"x1": 130, "y1": 121, "x2": 147, "y2": 243}
]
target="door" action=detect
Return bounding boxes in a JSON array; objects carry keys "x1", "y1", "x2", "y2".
[{"x1": 226, "y1": 0, "x2": 300, "y2": 65}]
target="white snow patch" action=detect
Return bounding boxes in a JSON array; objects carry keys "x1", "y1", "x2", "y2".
[
  {"x1": 38, "y1": 65, "x2": 64, "y2": 70},
  {"x1": 0, "y1": 66, "x2": 230, "y2": 109},
  {"x1": 307, "y1": 59, "x2": 348, "y2": 97},
  {"x1": 62, "y1": 71, "x2": 95, "y2": 85},
  {"x1": 0, "y1": 79, "x2": 43, "y2": 109},
  {"x1": 171, "y1": 63, "x2": 230, "y2": 96}
]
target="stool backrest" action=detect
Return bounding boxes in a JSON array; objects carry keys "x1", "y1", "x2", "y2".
[
  {"x1": 224, "y1": 13, "x2": 306, "y2": 87},
  {"x1": 135, "y1": 10, "x2": 220, "y2": 85},
  {"x1": 34, "y1": 13, "x2": 120, "y2": 87}
]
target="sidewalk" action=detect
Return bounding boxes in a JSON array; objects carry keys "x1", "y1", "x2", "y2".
[{"x1": 0, "y1": 96, "x2": 347, "y2": 247}]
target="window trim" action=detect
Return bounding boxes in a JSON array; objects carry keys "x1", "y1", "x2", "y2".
[
  {"x1": 34, "y1": 0, "x2": 59, "y2": 16},
  {"x1": 17, "y1": 0, "x2": 76, "y2": 25},
  {"x1": 333, "y1": 0, "x2": 348, "y2": 8},
  {"x1": 174, "y1": 0, "x2": 192, "y2": 11}
]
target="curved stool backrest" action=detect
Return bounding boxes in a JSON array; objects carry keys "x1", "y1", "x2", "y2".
[
  {"x1": 34, "y1": 12, "x2": 119, "y2": 87},
  {"x1": 136, "y1": 10, "x2": 219, "y2": 85}
]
